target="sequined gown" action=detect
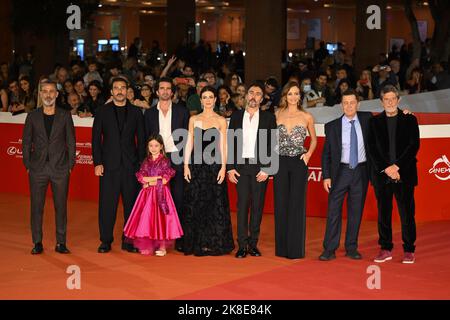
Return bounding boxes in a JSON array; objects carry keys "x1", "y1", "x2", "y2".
[{"x1": 273, "y1": 124, "x2": 309, "y2": 259}]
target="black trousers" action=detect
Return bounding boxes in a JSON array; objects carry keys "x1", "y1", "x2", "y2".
[
  {"x1": 98, "y1": 168, "x2": 139, "y2": 244},
  {"x1": 235, "y1": 164, "x2": 268, "y2": 249},
  {"x1": 273, "y1": 156, "x2": 308, "y2": 259},
  {"x1": 373, "y1": 182, "x2": 416, "y2": 253},
  {"x1": 168, "y1": 153, "x2": 184, "y2": 247},
  {"x1": 29, "y1": 163, "x2": 70, "y2": 244},
  {"x1": 322, "y1": 163, "x2": 368, "y2": 253}
]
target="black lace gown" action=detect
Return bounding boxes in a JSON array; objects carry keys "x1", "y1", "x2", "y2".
[{"x1": 182, "y1": 127, "x2": 235, "y2": 256}]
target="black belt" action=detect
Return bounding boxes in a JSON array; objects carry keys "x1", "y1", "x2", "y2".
[
  {"x1": 243, "y1": 158, "x2": 256, "y2": 164},
  {"x1": 340, "y1": 162, "x2": 366, "y2": 169}
]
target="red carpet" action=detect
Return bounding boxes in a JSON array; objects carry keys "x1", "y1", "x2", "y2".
[{"x1": 0, "y1": 193, "x2": 449, "y2": 300}]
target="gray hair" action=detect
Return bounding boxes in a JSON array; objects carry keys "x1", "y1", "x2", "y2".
[
  {"x1": 39, "y1": 80, "x2": 58, "y2": 91},
  {"x1": 380, "y1": 84, "x2": 399, "y2": 100}
]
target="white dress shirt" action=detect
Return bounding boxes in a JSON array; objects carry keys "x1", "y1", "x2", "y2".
[
  {"x1": 157, "y1": 102, "x2": 178, "y2": 153},
  {"x1": 242, "y1": 109, "x2": 259, "y2": 158}
]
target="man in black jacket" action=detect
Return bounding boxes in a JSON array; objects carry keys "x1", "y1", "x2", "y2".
[
  {"x1": 92, "y1": 77, "x2": 146, "y2": 253},
  {"x1": 319, "y1": 89, "x2": 371, "y2": 261},
  {"x1": 368, "y1": 85, "x2": 420, "y2": 264},
  {"x1": 227, "y1": 82, "x2": 278, "y2": 258},
  {"x1": 22, "y1": 80, "x2": 76, "y2": 255},
  {"x1": 144, "y1": 77, "x2": 189, "y2": 251}
]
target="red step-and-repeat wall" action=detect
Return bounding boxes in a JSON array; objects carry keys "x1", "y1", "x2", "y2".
[{"x1": 1, "y1": 116, "x2": 450, "y2": 222}]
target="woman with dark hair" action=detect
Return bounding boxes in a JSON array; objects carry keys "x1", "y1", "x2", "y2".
[
  {"x1": 334, "y1": 78, "x2": 352, "y2": 104},
  {"x1": 273, "y1": 81, "x2": 317, "y2": 259},
  {"x1": 182, "y1": 85, "x2": 235, "y2": 256},
  {"x1": 18, "y1": 76, "x2": 37, "y2": 113},
  {"x1": 0, "y1": 84, "x2": 8, "y2": 112},
  {"x1": 78, "y1": 80, "x2": 104, "y2": 117},
  {"x1": 405, "y1": 67, "x2": 424, "y2": 94},
  {"x1": 133, "y1": 83, "x2": 153, "y2": 111},
  {"x1": 216, "y1": 85, "x2": 236, "y2": 118},
  {"x1": 224, "y1": 72, "x2": 242, "y2": 94},
  {"x1": 63, "y1": 79, "x2": 75, "y2": 100}
]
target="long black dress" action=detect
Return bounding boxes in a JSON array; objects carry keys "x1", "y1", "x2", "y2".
[{"x1": 182, "y1": 127, "x2": 235, "y2": 256}]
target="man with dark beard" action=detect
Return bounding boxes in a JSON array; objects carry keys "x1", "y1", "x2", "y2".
[
  {"x1": 92, "y1": 77, "x2": 146, "y2": 253},
  {"x1": 227, "y1": 82, "x2": 277, "y2": 258}
]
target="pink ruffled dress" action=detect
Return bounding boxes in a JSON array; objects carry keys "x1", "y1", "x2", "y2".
[{"x1": 124, "y1": 154, "x2": 183, "y2": 253}]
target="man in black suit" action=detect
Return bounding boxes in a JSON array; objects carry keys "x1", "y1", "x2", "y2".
[
  {"x1": 319, "y1": 89, "x2": 372, "y2": 261},
  {"x1": 144, "y1": 77, "x2": 189, "y2": 250},
  {"x1": 22, "y1": 80, "x2": 76, "y2": 255},
  {"x1": 227, "y1": 82, "x2": 278, "y2": 258},
  {"x1": 368, "y1": 85, "x2": 419, "y2": 264},
  {"x1": 92, "y1": 77, "x2": 146, "y2": 253}
]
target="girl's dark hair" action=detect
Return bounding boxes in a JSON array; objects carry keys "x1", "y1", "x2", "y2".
[{"x1": 146, "y1": 134, "x2": 166, "y2": 157}]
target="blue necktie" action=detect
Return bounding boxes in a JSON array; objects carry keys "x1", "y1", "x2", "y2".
[{"x1": 349, "y1": 120, "x2": 358, "y2": 169}]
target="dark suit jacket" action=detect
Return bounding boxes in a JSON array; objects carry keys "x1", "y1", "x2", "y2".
[
  {"x1": 227, "y1": 109, "x2": 278, "y2": 175},
  {"x1": 144, "y1": 103, "x2": 190, "y2": 148},
  {"x1": 322, "y1": 111, "x2": 372, "y2": 183},
  {"x1": 22, "y1": 107, "x2": 76, "y2": 172},
  {"x1": 92, "y1": 101, "x2": 146, "y2": 172},
  {"x1": 368, "y1": 109, "x2": 420, "y2": 187}
]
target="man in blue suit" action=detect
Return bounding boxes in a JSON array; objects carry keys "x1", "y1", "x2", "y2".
[{"x1": 319, "y1": 89, "x2": 372, "y2": 261}]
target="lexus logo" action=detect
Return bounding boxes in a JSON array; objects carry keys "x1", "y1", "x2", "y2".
[{"x1": 7, "y1": 146, "x2": 18, "y2": 156}]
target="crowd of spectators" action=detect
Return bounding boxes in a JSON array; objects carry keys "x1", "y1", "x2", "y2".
[{"x1": 1, "y1": 37, "x2": 449, "y2": 117}]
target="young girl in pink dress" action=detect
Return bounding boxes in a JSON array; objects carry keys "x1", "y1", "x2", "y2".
[{"x1": 124, "y1": 134, "x2": 183, "y2": 256}]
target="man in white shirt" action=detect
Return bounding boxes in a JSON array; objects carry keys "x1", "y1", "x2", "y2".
[
  {"x1": 144, "y1": 77, "x2": 190, "y2": 251},
  {"x1": 227, "y1": 82, "x2": 277, "y2": 258}
]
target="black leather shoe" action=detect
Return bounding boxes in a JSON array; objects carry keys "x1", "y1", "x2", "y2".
[
  {"x1": 31, "y1": 243, "x2": 43, "y2": 255},
  {"x1": 235, "y1": 247, "x2": 247, "y2": 258},
  {"x1": 345, "y1": 250, "x2": 362, "y2": 260},
  {"x1": 55, "y1": 243, "x2": 70, "y2": 254},
  {"x1": 175, "y1": 239, "x2": 184, "y2": 252},
  {"x1": 121, "y1": 242, "x2": 139, "y2": 253},
  {"x1": 248, "y1": 247, "x2": 262, "y2": 257},
  {"x1": 98, "y1": 242, "x2": 111, "y2": 253},
  {"x1": 175, "y1": 246, "x2": 184, "y2": 253},
  {"x1": 319, "y1": 251, "x2": 336, "y2": 261}
]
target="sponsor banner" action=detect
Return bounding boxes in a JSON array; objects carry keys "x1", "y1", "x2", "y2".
[{"x1": 1, "y1": 122, "x2": 449, "y2": 222}]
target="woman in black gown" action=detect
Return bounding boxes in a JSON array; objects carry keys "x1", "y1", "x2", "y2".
[{"x1": 183, "y1": 86, "x2": 235, "y2": 256}]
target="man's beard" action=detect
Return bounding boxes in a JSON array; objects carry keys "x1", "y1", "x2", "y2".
[
  {"x1": 114, "y1": 94, "x2": 126, "y2": 102},
  {"x1": 42, "y1": 98, "x2": 56, "y2": 107},
  {"x1": 159, "y1": 94, "x2": 171, "y2": 101}
]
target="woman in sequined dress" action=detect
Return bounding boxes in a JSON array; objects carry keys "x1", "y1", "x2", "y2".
[{"x1": 273, "y1": 81, "x2": 318, "y2": 259}]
